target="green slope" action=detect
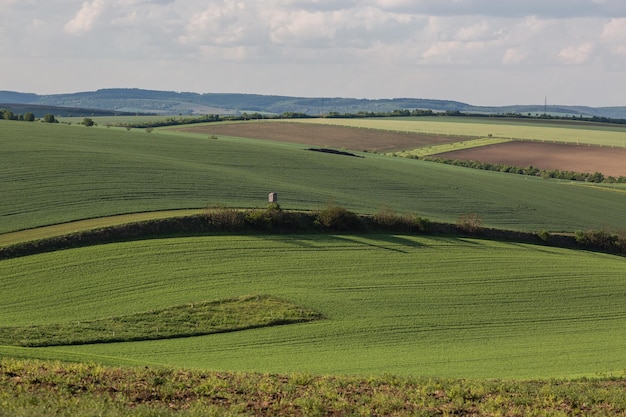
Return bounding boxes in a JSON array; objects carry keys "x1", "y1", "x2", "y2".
[
  {"x1": 2, "y1": 120, "x2": 626, "y2": 234},
  {"x1": 1, "y1": 235, "x2": 625, "y2": 379}
]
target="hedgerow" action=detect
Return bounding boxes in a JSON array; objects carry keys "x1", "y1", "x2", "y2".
[
  {"x1": 2, "y1": 205, "x2": 626, "y2": 260},
  {"x1": 420, "y1": 156, "x2": 626, "y2": 183}
]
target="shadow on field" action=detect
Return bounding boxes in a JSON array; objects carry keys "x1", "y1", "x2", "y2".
[
  {"x1": 264, "y1": 234, "x2": 424, "y2": 253},
  {"x1": 333, "y1": 235, "x2": 424, "y2": 253},
  {"x1": 264, "y1": 234, "x2": 334, "y2": 249}
]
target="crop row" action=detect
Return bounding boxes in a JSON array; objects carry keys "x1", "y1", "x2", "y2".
[
  {"x1": 290, "y1": 117, "x2": 626, "y2": 147},
  {"x1": 4, "y1": 120, "x2": 626, "y2": 234},
  {"x1": 2, "y1": 234, "x2": 625, "y2": 378}
]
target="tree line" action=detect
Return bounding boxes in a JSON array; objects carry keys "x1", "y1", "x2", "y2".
[
  {"x1": 1, "y1": 109, "x2": 58, "y2": 123},
  {"x1": 419, "y1": 156, "x2": 626, "y2": 183}
]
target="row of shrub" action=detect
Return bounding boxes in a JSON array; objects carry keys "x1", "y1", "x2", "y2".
[
  {"x1": 0, "y1": 109, "x2": 59, "y2": 123},
  {"x1": 420, "y1": 156, "x2": 626, "y2": 183},
  {"x1": 203, "y1": 203, "x2": 431, "y2": 234},
  {"x1": 111, "y1": 111, "x2": 315, "y2": 129},
  {"x1": 574, "y1": 229, "x2": 626, "y2": 256},
  {"x1": 2, "y1": 204, "x2": 625, "y2": 259}
]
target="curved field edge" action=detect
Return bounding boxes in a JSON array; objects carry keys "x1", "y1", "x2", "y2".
[
  {"x1": 2, "y1": 209, "x2": 625, "y2": 260},
  {"x1": 0, "y1": 295, "x2": 322, "y2": 347},
  {"x1": 1, "y1": 359, "x2": 626, "y2": 417},
  {"x1": 6, "y1": 120, "x2": 626, "y2": 233},
  {"x1": 0, "y1": 209, "x2": 203, "y2": 247},
  {"x1": 2, "y1": 234, "x2": 626, "y2": 379}
]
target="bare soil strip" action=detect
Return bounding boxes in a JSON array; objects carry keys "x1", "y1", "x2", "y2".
[
  {"x1": 435, "y1": 141, "x2": 626, "y2": 177},
  {"x1": 175, "y1": 121, "x2": 468, "y2": 152}
]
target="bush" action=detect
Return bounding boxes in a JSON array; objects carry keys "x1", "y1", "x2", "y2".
[
  {"x1": 43, "y1": 114, "x2": 57, "y2": 123},
  {"x1": 537, "y1": 230, "x2": 551, "y2": 242},
  {"x1": 245, "y1": 204, "x2": 284, "y2": 230},
  {"x1": 371, "y1": 206, "x2": 430, "y2": 232},
  {"x1": 413, "y1": 216, "x2": 431, "y2": 232},
  {"x1": 456, "y1": 213, "x2": 483, "y2": 234},
  {"x1": 316, "y1": 201, "x2": 361, "y2": 231},
  {"x1": 204, "y1": 206, "x2": 246, "y2": 231},
  {"x1": 574, "y1": 229, "x2": 626, "y2": 255},
  {"x1": 372, "y1": 206, "x2": 402, "y2": 228}
]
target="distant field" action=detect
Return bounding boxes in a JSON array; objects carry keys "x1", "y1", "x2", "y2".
[
  {"x1": 436, "y1": 141, "x2": 626, "y2": 177},
  {"x1": 288, "y1": 117, "x2": 626, "y2": 147},
  {"x1": 174, "y1": 120, "x2": 626, "y2": 176},
  {"x1": 58, "y1": 115, "x2": 173, "y2": 125},
  {"x1": 1, "y1": 234, "x2": 625, "y2": 379},
  {"x1": 393, "y1": 137, "x2": 511, "y2": 157},
  {"x1": 4, "y1": 120, "x2": 626, "y2": 233},
  {"x1": 175, "y1": 121, "x2": 469, "y2": 152}
]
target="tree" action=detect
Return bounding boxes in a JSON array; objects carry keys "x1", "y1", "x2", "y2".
[
  {"x1": 24, "y1": 112, "x2": 35, "y2": 122},
  {"x1": 43, "y1": 114, "x2": 56, "y2": 123},
  {"x1": 2, "y1": 110, "x2": 15, "y2": 120},
  {"x1": 83, "y1": 118, "x2": 94, "y2": 127}
]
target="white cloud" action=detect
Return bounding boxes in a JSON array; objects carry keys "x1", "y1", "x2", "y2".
[
  {"x1": 559, "y1": 43, "x2": 595, "y2": 64},
  {"x1": 178, "y1": 2, "x2": 258, "y2": 47},
  {"x1": 602, "y1": 18, "x2": 626, "y2": 40},
  {"x1": 1, "y1": 0, "x2": 625, "y2": 105},
  {"x1": 502, "y1": 47, "x2": 529, "y2": 65},
  {"x1": 64, "y1": 0, "x2": 107, "y2": 34}
]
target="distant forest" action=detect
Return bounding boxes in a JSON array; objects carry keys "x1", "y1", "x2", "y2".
[{"x1": 2, "y1": 88, "x2": 626, "y2": 119}]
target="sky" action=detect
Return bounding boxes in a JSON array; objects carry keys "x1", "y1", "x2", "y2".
[{"x1": 2, "y1": 0, "x2": 626, "y2": 106}]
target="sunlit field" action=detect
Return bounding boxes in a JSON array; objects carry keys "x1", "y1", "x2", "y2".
[
  {"x1": 1, "y1": 235, "x2": 625, "y2": 379},
  {"x1": 4, "y1": 120, "x2": 626, "y2": 234},
  {"x1": 289, "y1": 117, "x2": 626, "y2": 147}
]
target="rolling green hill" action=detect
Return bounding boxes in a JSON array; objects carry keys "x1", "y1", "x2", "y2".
[
  {"x1": 1, "y1": 234, "x2": 625, "y2": 379},
  {"x1": 2, "y1": 120, "x2": 626, "y2": 234},
  {"x1": 2, "y1": 109, "x2": 626, "y2": 415}
]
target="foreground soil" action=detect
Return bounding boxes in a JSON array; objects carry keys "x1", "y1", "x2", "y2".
[
  {"x1": 2, "y1": 359, "x2": 625, "y2": 416},
  {"x1": 436, "y1": 141, "x2": 626, "y2": 177},
  {"x1": 176, "y1": 121, "x2": 468, "y2": 152}
]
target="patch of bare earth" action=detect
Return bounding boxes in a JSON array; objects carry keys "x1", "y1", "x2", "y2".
[
  {"x1": 176, "y1": 121, "x2": 470, "y2": 153},
  {"x1": 435, "y1": 141, "x2": 626, "y2": 177}
]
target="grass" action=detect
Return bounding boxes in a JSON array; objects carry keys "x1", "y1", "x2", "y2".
[
  {"x1": 1, "y1": 234, "x2": 625, "y2": 379},
  {"x1": 289, "y1": 117, "x2": 626, "y2": 147},
  {"x1": 5, "y1": 120, "x2": 626, "y2": 234},
  {"x1": 57, "y1": 115, "x2": 176, "y2": 125},
  {"x1": 2, "y1": 358, "x2": 626, "y2": 417},
  {"x1": 0, "y1": 209, "x2": 202, "y2": 247},
  {"x1": 391, "y1": 137, "x2": 511, "y2": 157},
  {"x1": 0, "y1": 295, "x2": 322, "y2": 347}
]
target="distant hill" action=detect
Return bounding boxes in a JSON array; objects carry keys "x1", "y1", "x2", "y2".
[
  {"x1": 1, "y1": 88, "x2": 625, "y2": 118},
  {"x1": 0, "y1": 102, "x2": 139, "y2": 118}
]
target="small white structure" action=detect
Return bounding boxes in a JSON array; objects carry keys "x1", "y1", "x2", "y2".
[{"x1": 268, "y1": 192, "x2": 278, "y2": 203}]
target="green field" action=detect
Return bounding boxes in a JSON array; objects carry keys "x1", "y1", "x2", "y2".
[
  {"x1": 3, "y1": 118, "x2": 626, "y2": 380},
  {"x1": 58, "y1": 115, "x2": 176, "y2": 125},
  {"x1": 289, "y1": 117, "x2": 626, "y2": 147},
  {"x1": 4, "y1": 120, "x2": 626, "y2": 234},
  {"x1": 392, "y1": 137, "x2": 512, "y2": 157},
  {"x1": 1, "y1": 234, "x2": 625, "y2": 379}
]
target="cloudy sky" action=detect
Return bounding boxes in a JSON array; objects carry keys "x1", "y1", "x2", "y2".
[{"x1": 2, "y1": 0, "x2": 626, "y2": 106}]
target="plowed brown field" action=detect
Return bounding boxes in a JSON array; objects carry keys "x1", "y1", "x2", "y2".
[
  {"x1": 436, "y1": 141, "x2": 626, "y2": 177},
  {"x1": 176, "y1": 121, "x2": 468, "y2": 152}
]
